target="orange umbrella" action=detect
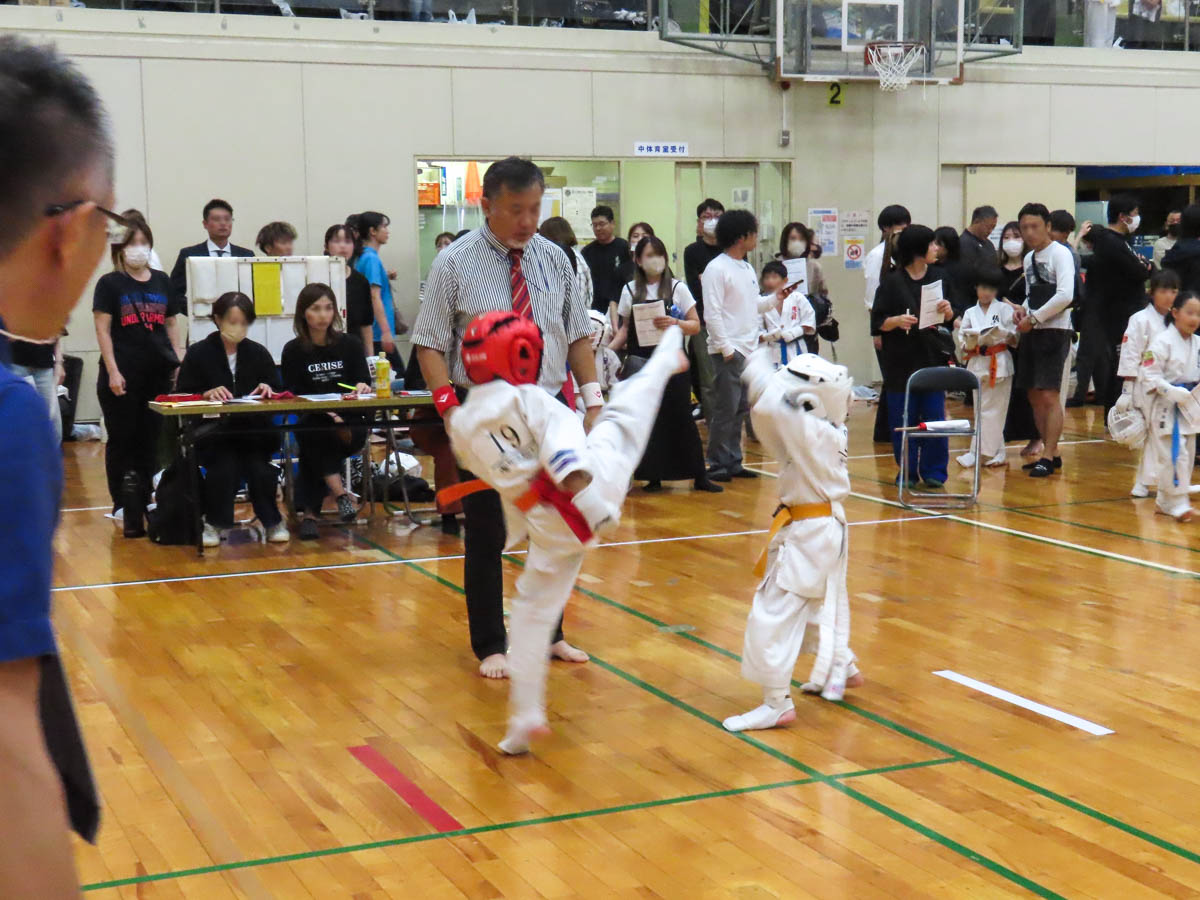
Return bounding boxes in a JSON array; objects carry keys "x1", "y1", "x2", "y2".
[{"x1": 464, "y1": 161, "x2": 482, "y2": 206}]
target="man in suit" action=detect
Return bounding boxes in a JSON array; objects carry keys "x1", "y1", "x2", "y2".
[{"x1": 169, "y1": 198, "x2": 255, "y2": 309}]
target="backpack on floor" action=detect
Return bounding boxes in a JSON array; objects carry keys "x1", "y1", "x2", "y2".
[{"x1": 147, "y1": 459, "x2": 198, "y2": 545}]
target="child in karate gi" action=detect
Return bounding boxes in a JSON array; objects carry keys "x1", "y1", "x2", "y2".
[
  {"x1": 957, "y1": 264, "x2": 1017, "y2": 468},
  {"x1": 445, "y1": 310, "x2": 688, "y2": 753},
  {"x1": 576, "y1": 310, "x2": 621, "y2": 415},
  {"x1": 723, "y1": 348, "x2": 863, "y2": 733},
  {"x1": 1115, "y1": 269, "x2": 1177, "y2": 498},
  {"x1": 1143, "y1": 291, "x2": 1200, "y2": 522},
  {"x1": 760, "y1": 261, "x2": 817, "y2": 367}
]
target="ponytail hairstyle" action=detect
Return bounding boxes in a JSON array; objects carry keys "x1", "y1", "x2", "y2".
[{"x1": 1166, "y1": 289, "x2": 1200, "y2": 327}]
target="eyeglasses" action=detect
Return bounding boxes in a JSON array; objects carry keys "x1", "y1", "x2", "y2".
[{"x1": 45, "y1": 201, "x2": 132, "y2": 229}]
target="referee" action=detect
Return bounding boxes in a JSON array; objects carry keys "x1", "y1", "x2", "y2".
[
  {"x1": 0, "y1": 36, "x2": 110, "y2": 895},
  {"x1": 413, "y1": 157, "x2": 599, "y2": 679}
]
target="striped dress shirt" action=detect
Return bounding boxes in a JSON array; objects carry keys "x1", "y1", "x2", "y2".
[{"x1": 412, "y1": 223, "x2": 592, "y2": 393}]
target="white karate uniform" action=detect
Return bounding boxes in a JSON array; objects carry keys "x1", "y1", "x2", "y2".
[
  {"x1": 447, "y1": 329, "x2": 683, "y2": 741},
  {"x1": 1142, "y1": 326, "x2": 1200, "y2": 518},
  {"x1": 1119, "y1": 305, "x2": 1169, "y2": 488},
  {"x1": 737, "y1": 350, "x2": 857, "y2": 700},
  {"x1": 960, "y1": 300, "x2": 1016, "y2": 464},
  {"x1": 762, "y1": 293, "x2": 817, "y2": 366}
]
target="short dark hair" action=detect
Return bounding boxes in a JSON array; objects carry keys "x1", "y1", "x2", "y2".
[
  {"x1": 894, "y1": 224, "x2": 936, "y2": 268},
  {"x1": 715, "y1": 209, "x2": 757, "y2": 250},
  {"x1": 212, "y1": 291, "x2": 256, "y2": 324},
  {"x1": 0, "y1": 35, "x2": 112, "y2": 257},
  {"x1": 591, "y1": 205, "x2": 615, "y2": 223},
  {"x1": 971, "y1": 205, "x2": 998, "y2": 223},
  {"x1": 482, "y1": 157, "x2": 544, "y2": 201},
  {"x1": 972, "y1": 263, "x2": 1006, "y2": 291},
  {"x1": 538, "y1": 216, "x2": 577, "y2": 249},
  {"x1": 293, "y1": 282, "x2": 344, "y2": 346},
  {"x1": 762, "y1": 260, "x2": 787, "y2": 280},
  {"x1": 1167, "y1": 290, "x2": 1200, "y2": 326},
  {"x1": 203, "y1": 199, "x2": 233, "y2": 220},
  {"x1": 933, "y1": 226, "x2": 961, "y2": 262},
  {"x1": 1108, "y1": 194, "x2": 1139, "y2": 224},
  {"x1": 1181, "y1": 205, "x2": 1200, "y2": 240},
  {"x1": 434, "y1": 231, "x2": 456, "y2": 246},
  {"x1": 1018, "y1": 203, "x2": 1051, "y2": 224},
  {"x1": 1150, "y1": 268, "x2": 1181, "y2": 293},
  {"x1": 877, "y1": 204, "x2": 911, "y2": 232},
  {"x1": 454, "y1": 229, "x2": 471, "y2": 240},
  {"x1": 1049, "y1": 209, "x2": 1076, "y2": 235},
  {"x1": 696, "y1": 198, "x2": 725, "y2": 218},
  {"x1": 323, "y1": 223, "x2": 358, "y2": 256},
  {"x1": 357, "y1": 211, "x2": 390, "y2": 243},
  {"x1": 256, "y1": 221, "x2": 297, "y2": 254}
]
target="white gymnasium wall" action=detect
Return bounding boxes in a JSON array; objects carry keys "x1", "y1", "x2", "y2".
[{"x1": 7, "y1": 7, "x2": 1200, "y2": 417}]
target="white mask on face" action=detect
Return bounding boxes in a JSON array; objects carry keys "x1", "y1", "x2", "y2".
[
  {"x1": 1126, "y1": 214, "x2": 1141, "y2": 233},
  {"x1": 124, "y1": 245, "x2": 152, "y2": 268},
  {"x1": 1002, "y1": 239, "x2": 1024, "y2": 258},
  {"x1": 642, "y1": 256, "x2": 666, "y2": 277},
  {"x1": 702, "y1": 218, "x2": 718, "y2": 236},
  {"x1": 787, "y1": 240, "x2": 807, "y2": 257}
]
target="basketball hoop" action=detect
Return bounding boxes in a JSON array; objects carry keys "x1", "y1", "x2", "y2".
[{"x1": 864, "y1": 41, "x2": 926, "y2": 91}]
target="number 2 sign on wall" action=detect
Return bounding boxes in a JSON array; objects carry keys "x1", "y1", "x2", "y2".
[{"x1": 828, "y1": 83, "x2": 844, "y2": 107}]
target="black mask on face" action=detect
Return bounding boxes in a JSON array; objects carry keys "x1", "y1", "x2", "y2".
[{"x1": 1167, "y1": 224, "x2": 1180, "y2": 237}]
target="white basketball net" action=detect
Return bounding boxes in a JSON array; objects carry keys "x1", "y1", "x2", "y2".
[{"x1": 867, "y1": 42, "x2": 926, "y2": 91}]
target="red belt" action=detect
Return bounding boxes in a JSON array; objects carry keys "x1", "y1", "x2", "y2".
[
  {"x1": 966, "y1": 344, "x2": 1007, "y2": 388},
  {"x1": 437, "y1": 471, "x2": 594, "y2": 544}
]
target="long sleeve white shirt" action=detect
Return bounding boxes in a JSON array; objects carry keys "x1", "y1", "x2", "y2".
[
  {"x1": 702, "y1": 252, "x2": 779, "y2": 359},
  {"x1": 863, "y1": 240, "x2": 887, "y2": 310},
  {"x1": 1022, "y1": 241, "x2": 1076, "y2": 331}
]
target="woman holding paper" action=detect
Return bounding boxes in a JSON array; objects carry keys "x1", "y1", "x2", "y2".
[
  {"x1": 281, "y1": 283, "x2": 372, "y2": 540},
  {"x1": 778, "y1": 222, "x2": 830, "y2": 353},
  {"x1": 609, "y1": 236, "x2": 722, "y2": 494},
  {"x1": 870, "y1": 225, "x2": 955, "y2": 488},
  {"x1": 177, "y1": 292, "x2": 288, "y2": 547}
]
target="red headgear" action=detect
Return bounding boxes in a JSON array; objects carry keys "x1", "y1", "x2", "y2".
[{"x1": 461, "y1": 311, "x2": 544, "y2": 386}]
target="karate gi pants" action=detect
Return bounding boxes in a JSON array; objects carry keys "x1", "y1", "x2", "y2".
[
  {"x1": 971, "y1": 376, "x2": 1012, "y2": 463},
  {"x1": 1154, "y1": 431, "x2": 1197, "y2": 518},
  {"x1": 506, "y1": 339, "x2": 680, "y2": 730}
]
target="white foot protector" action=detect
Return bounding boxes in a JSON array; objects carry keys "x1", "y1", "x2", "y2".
[
  {"x1": 1131, "y1": 483, "x2": 1150, "y2": 499},
  {"x1": 955, "y1": 453, "x2": 976, "y2": 469},
  {"x1": 498, "y1": 714, "x2": 551, "y2": 755},
  {"x1": 984, "y1": 454, "x2": 1007, "y2": 467},
  {"x1": 1190, "y1": 484, "x2": 1200, "y2": 496},
  {"x1": 722, "y1": 701, "x2": 796, "y2": 732}
]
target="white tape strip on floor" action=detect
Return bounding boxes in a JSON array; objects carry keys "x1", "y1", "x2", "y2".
[{"x1": 933, "y1": 669, "x2": 1114, "y2": 736}]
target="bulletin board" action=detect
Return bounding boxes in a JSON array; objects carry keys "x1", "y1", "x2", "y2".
[{"x1": 188, "y1": 256, "x2": 348, "y2": 361}]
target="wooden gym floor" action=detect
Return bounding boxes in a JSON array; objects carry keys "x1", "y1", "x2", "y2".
[{"x1": 55, "y1": 400, "x2": 1200, "y2": 898}]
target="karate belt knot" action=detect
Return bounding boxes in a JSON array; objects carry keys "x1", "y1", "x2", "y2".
[
  {"x1": 437, "y1": 470, "x2": 594, "y2": 544},
  {"x1": 753, "y1": 501, "x2": 835, "y2": 579},
  {"x1": 1170, "y1": 381, "x2": 1200, "y2": 487},
  {"x1": 965, "y1": 344, "x2": 1007, "y2": 388}
]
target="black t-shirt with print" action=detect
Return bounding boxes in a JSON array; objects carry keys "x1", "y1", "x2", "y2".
[
  {"x1": 280, "y1": 333, "x2": 371, "y2": 395},
  {"x1": 91, "y1": 270, "x2": 184, "y2": 375}
]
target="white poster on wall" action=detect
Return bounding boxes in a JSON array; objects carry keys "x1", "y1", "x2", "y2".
[
  {"x1": 563, "y1": 186, "x2": 597, "y2": 240},
  {"x1": 808, "y1": 207, "x2": 839, "y2": 258},
  {"x1": 540, "y1": 188, "x2": 563, "y2": 225},
  {"x1": 842, "y1": 209, "x2": 870, "y2": 269}
]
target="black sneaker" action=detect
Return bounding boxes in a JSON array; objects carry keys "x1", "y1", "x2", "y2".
[
  {"x1": 1023, "y1": 456, "x2": 1062, "y2": 471},
  {"x1": 299, "y1": 518, "x2": 319, "y2": 540},
  {"x1": 643, "y1": 480, "x2": 664, "y2": 493},
  {"x1": 694, "y1": 478, "x2": 724, "y2": 493},
  {"x1": 1028, "y1": 458, "x2": 1055, "y2": 478},
  {"x1": 731, "y1": 468, "x2": 759, "y2": 479},
  {"x1": 337, "y1": 493, "x2": 357, "y2": 522},
  {"x1": 441, "y1": 513, "x2": 460, "y2": 536}
]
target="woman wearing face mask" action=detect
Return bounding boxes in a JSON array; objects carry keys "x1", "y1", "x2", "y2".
[
  {"x1": 281, "y1": 283, "x2": 372, "y2": 540},
  {"x1": 996, "y1": 221, "x2": 1042, "y2": 455},
  {"x1": 176, "y1": 292, "x2": 288, "y2": 547},
  {"x1": 610, "y1": 236, "x2": 723, "y2": 494},
  {"x1": 325, "y1": 224, "x2": 374, "y2": 354},
  {"x1": 778, "y1": 222, "x2": 831, "y2": 353},
  {"x1": 92, "y1": 215, "x2": 186, "y2": 534}
]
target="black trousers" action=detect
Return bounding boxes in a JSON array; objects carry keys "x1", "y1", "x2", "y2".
[
  {"x1": 97, "y1": 367, "x2": 171, "y2": 510},
  {"x1": 199, "y1": 437, "x2": 283, "y2": 528},
  {"x1": 1072, "y1": 311, "x2": 1113, "y2": 403},
  {"x1": 634, "y1": 370, "x2": 706, "y2": 482},
  {"x1": 873, "y1": 347, "x2": 891, "y2": 444},
  {"x1": 294, "y1": 414, "x2": 363, "y2": 515}
]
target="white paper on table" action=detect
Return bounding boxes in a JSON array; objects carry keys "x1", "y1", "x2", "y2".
[
  {"x1": 783, "y1": 258, "x2": 808, "y2": 294},
  {"x1": 632, "y1": 301, "x2": 666, "y2": 347},
  {"x1": 299, "y1": 393, "x2": 344, "y2": 402},
  {"x1": 226, "y1": 398, "x2": 262, "y2": 405},
  {"x1": 919, "y1": 280, "x2": 945, "y2": 329},
  {"x1": 214, "y1": 257, "x2": 240, "y2": 295},
  {"x1": 1179, "y1": 386, "x2": 1200, "y2": 431},
  {"x1": 281, "y1": 261, "x2": 308, "y2": 313},
  {"x1": 187, "y1": 257, "x2": 218, "y2": 303},
  {"x1": 238, "y1": 259, "x2": 256, "y2": 298}
]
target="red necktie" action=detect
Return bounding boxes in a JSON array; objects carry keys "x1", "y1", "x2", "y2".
[{"x1": 510, "y1": 249, "x2": 532, "y2": 319}]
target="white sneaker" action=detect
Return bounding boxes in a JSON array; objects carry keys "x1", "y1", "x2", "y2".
[
  {"x1": 266, "y1": 521, "x2": 290, "y2": 543},
  {"x1": 956, "y1": 452, "x2": 976, "y2": 469},
  {"x1": 1131, "y1": 483, "x2": 1150, "y2": 499},
  {"x1": 202, "y1": 523, "x2": 221, "y2": 548}
]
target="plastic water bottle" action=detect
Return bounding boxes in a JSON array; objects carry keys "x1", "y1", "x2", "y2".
[
  {"x1": 669, "y1": 303, "x2": 683, "y2": 319},
  {"x1": 374, "y1": 354, "x2": 392, "y2": 397}
]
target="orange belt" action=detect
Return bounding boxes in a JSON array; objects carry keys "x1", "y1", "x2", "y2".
[
  {"x1": 436, "y1": 472, "x2": 594, "y2": 544},
  {"x1": 966, "y1": 343, "x2": 1007, "y2": 388},
  {"x1": 753, "y1": 502, "x2": 834, "y2": 578}
]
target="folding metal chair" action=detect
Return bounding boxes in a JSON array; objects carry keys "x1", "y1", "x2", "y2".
[{"x1": 897, "y1": 366, "x2": 981, "y2": 510}]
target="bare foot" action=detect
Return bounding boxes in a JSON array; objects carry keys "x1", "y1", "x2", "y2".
[
  {"x1": 846, "y1": 672, "x2": 866, "y2": 689},
  {"x1": 478, "y1": 653, "x2": 509, "y2": 679},
  {"x1": 1021, "y1": 440, "x2": 1043, "y2": 459},
  {"x1": 550, "y1": 640, "x2": 589, "y2": 663},
  {"x1": 673, "y1": 350, "x2": 690, "y2": 375}
]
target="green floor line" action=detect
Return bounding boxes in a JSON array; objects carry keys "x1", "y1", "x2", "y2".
[
  {"x1": 85, "y1": 765, "x2": 948, "y2": 892},
  {"x1": 358, "y1": 538, "x2": 1064, "y2": 899}
]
